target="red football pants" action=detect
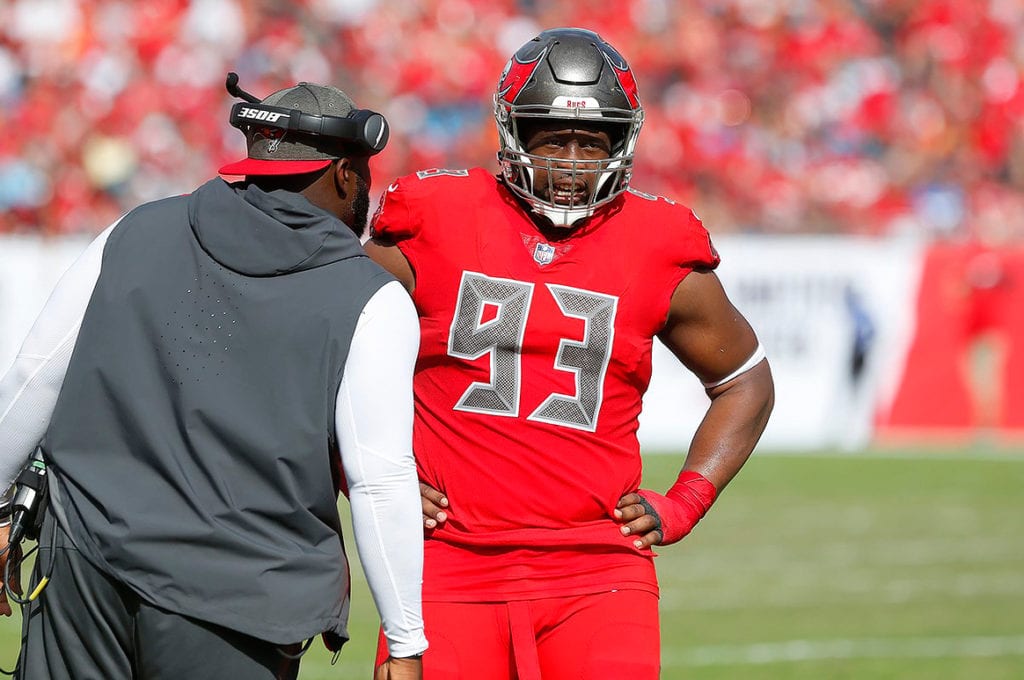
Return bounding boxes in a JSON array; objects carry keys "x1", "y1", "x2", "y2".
[{"x1": 376, "y1": 589, "x2": 660, "y2": 680}]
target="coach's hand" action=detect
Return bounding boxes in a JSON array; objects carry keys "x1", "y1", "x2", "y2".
[
  {"x1": 374, "y1": 655, "x2": 422, "y2": 680},
  {"x1": 614, "y1": 493, "x2": 663, "y2": 549},
  {"x1": 0, "y1": 523, "x2": 22, "y2": 616},
  {"x1": 419, "y1": 482, "x2": 448, "y2": 530}
]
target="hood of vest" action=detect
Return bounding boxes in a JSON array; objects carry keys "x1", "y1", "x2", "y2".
[{"x1": 188, "y1": 178, "x2": 365, "y2": 277}]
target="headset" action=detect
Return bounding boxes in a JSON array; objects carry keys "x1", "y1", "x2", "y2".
[{"x1": 225, "y1": 72, "x2": 389, "y2": 156}]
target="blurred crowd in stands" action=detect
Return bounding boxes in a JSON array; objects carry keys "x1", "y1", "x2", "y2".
[{"x1": 2, "y1": 0, "x2": 1024, "y2": 241}]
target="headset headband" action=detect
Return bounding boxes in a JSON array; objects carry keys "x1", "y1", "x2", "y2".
[{"x1": 225, "y1": 73, "x2": 390, "y2": 156}]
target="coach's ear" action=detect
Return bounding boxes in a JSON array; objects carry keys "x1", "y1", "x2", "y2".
[{"x1": 332, "y1": 157, "x2": 354, "y2": 197}]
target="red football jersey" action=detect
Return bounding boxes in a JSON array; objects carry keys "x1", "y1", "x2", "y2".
[{"x1": 371, "y1": 168, "x2": 719, "y2": 601}]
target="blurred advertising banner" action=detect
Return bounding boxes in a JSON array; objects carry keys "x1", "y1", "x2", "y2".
[{"x1": 640, "y1": 236, "x2": 925, "y2": 452}]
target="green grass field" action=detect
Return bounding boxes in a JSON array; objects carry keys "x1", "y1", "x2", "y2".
[{"x1": 1, "y1": 451, "x2": 1022, "y2": 679}]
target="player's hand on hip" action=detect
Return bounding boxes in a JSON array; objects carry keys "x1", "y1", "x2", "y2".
[
  {"x1": 614, "y1": 492, "x2": 663, "y2": 550},
  {"x1": 0, "y1": 523, "x2": 23, "y2": 616},
  {"x1": 420, "y1": 482, "x2": 448, "y2": 530},
  {"x1": 634, "y1": 471, "x2": 718, "y2": 547},
  {"x1": 374, "y1": 655, "x2": 423, "y2": 680}
]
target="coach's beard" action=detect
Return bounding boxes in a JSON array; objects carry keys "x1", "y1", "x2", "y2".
[{"x1": 349, "y1": 174, "x2": 371, "y2": 238}]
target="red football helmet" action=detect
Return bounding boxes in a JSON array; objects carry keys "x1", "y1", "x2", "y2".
[{"x1": 494, "y1": 28, "x2": 644, "y2": 226}]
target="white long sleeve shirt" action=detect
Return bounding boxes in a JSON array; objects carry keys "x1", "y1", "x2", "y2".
[{"x1": 0, "y1": 225, "x2": 427, "y2": 657}]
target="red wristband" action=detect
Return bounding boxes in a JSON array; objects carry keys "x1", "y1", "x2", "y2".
[{"x1": 637, "y1": 470, "x2": 718, "y2": 545}]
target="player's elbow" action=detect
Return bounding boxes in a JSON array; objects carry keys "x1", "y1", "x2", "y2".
[{"x1": 710, "y1": 358, "x2": 774, "y2": 434}]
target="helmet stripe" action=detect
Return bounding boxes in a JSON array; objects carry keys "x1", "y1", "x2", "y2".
[
  {"x1": 606, "y1": 54, "x2": 641, "y2": 109},
  {"x1": 497, "y1": 49, "x2": 547, "y2": 104}
]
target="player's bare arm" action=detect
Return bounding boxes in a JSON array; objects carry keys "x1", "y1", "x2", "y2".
[
  {"x1": 617, "y1": 269, "x2": 774, "y2": 549},
  {"x1": 365, "y1": 238, "x2": 416, "y2": 294}
]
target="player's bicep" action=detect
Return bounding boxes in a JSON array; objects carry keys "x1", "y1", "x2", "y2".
[
  {"x1": 658, "y1": 270, "x2": 759, "y2": 386},
  {"x1": 365, "y1": 238, "x2": 416, "y2": 294}
]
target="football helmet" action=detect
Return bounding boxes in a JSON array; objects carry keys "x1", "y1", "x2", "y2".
[{"x1": 494, "y1": 28, "x2": 644, "y2": 226}]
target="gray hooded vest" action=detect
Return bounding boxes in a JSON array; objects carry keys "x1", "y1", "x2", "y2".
[{"x1": 42, "y1": 178, "x2": 394, "y2": 644}]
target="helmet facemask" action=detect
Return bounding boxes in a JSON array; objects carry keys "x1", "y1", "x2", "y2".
[{"x1": 496, "y1": 104, "x2": 643, "y2": 226}]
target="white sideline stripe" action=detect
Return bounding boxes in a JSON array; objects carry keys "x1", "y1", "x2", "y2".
[{"x1": 666, "y1": 635, "x2": 1024, "y2": 666}]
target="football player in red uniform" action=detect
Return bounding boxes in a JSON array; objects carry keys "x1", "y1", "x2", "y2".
[{"x1": 366, "y1": 27, "x2": 774, "y2": 679}]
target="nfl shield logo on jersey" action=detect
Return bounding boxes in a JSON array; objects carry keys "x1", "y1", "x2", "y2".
[{"x1": 533, "y1": 242, "x2": 556, "y2": 266}]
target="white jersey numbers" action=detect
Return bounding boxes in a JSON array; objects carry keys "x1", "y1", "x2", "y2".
[
  {"x1": 530, "y1": 284, "x2": 617, "y2": 431},
  {"x1": 448, "y1": 272, "x2": 617, "y2": 432},
  {"x1": 415, "y1": 168, "x2": 470, "y2": 180},
  {"x1": 449, "y1": 273, "x2": 534, "y2": 415}
]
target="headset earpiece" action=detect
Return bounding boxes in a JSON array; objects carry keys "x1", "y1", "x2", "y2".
[{"x1": 349, "y1": 110, "x2": 390, "y2": 155}]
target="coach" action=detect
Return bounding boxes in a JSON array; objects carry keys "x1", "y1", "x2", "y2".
[{"x1": 0, "y1": 77, "x2": 425, "y2": 679}]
